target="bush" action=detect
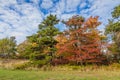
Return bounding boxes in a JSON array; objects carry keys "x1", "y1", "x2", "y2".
[
  {"x1": 110, "y1": 63, "x2": 120, "y2": 69},
  {"x1": 30, "y1": 53, "x2": 52, "y2": 67},
  {"x1": 13, "y1": 62, "x2": 30, "y2": 70},
  {"x1": 30, "y1": 53, "x2": 48, "y2": 61},
  {"x1": 71, "y1": 66, "x2": 80, "y2": 70},
  {"x1": 30, "y1": 60, "x2": 47, "y2": 68}
]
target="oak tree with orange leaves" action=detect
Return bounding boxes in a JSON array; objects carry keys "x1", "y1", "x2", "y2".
[{"x1": 56, "y1": 15, "x2": 106, "y2": 65}]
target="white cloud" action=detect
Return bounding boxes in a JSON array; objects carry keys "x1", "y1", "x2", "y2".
[
  {"x1": 60, "y1": 13, "x2": 77, "y2": 20},
  {"x1": 87, "y1": 0, "x2": 120, "y2": 30},
  {"x1": 79, "y1": 2, "x2": 87, "y2": 9},
  {"x1": 0, "y1": 0, "x2": 120, "y2": 44},
  {"x1": 0, "y1": 0, "x2": 43, "y2": 44},
  {"x1": 40, "y1": 0, "x2": 53, "y2": 9},
  {"x1": 65, "y1": 0, "x2": 81, "y2": 13},
  {"x1": 0, "y1": 22, "x2": 10, "y2": 32},
  {"x1": 56, "y1": 0, "x2": 65, "y2": 14}
]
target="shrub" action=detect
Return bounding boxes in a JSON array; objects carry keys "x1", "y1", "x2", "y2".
[
  {"x1": 29, "y1": 53, "x2": 52, "y2": 67},
  {"x1": 30, "y1": 60, "x2": 47, "y2": 68},
  {"x1": 13, "y1": 62, "x2": 30, "y2": 70},
  {"x1": 71, "y1": 66, "x2": 80, "y2": 70},
  {"x1": 110, "y1": 63, "x2": 120, "y2": 69}
]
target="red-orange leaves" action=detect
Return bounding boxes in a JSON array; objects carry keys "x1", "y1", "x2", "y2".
[
  {"x1": 65, "y1": 15, "x2": 85, "y2": 29},
  {"x1": 85, "y1": 16, "x2": 101, "y2": 28},
  {"x1": 56, "y1": 15, "x2": 105, "y2": 64}
]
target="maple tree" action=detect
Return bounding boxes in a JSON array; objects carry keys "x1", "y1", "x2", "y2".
[{"x1": 56, "y1": 15, "x2": 106, "y2": 65}]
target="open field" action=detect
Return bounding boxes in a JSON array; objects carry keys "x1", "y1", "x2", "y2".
[
  {"x1": 0, "y1": 59, "x2": 120, "y2": 80},
  {"x1": 0, "y1": 69, "x2": 120, "y2": 80}
]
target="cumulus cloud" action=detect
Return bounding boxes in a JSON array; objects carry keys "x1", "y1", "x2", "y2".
[
  {"x1": 86, "y1": 0, "x2": 120, "y2": 30},
  {"x1": 65, "y1": 0, "x2": 81, "y2": 13},
  {"x1": 0, "y1": 0, "x2": 43, "y2": 44},
  {"x1": 40, "y1": 0, "x2": 53, "y2": 9},
  {"x1": 0, "y1": 0, "x2": 120, "y2": 44}
]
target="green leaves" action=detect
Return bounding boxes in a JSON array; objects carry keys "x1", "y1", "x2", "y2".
[
  {"x1": 112, "y1": 5, "x2": 120, "y2": 19},
  {"x1": 105, "y1": 4, "x2": 120, "y2": 62},
  {"x1": 0, "y1": 37, "x2": 16, "y2": 57},
  {"x1": 40, "y1": 14, "x2": 59, "y2": 27},
  {"x1": 105, "y1": 21, "x2": 120, "y2": 34},
  {"x1": 38, "y1": 26, "x2": 59, "y2": 37},
  {"x1": 26, "y1": 14, "x2": 60, "y2": 65}
]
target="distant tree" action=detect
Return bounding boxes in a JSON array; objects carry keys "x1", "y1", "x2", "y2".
[
  {"x1": 8, "y1": 36, "x2": 16, "y2": 55},
  {"x1": 0, "y1": 37, "x2": 16, "y2": 58},
  {"x1": 17, "y1": 40, "x2": 32, "y2": 59},
  {"x1": 112, "y1": 5, "x2": 120, "y2": 19},
  {"x1": 105, "y1": 4, "x2": 120, "y2": 62}
]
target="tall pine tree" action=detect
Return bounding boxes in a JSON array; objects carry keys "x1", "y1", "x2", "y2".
[{"x1": 27, "y1": 14, "x2": 60, "y2": 65}]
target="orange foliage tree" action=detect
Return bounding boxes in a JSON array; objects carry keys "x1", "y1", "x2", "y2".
[{"x1": 56, "y1": 15, "x2": 106, "y2": 65}]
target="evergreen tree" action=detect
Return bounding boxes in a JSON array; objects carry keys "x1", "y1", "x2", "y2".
[
  {"x1": 27, "y1": 14, "x2": 60, "y2": 65},
  {"x1": 38, "y1": 14, "x2": 60, "y2": 56}
]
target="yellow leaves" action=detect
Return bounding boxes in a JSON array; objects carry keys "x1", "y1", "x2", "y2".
[
  {"x1": 31, "y1": 42, "x2": 37, "y2": 47},
  {"x1": 100, "y1": 35, "x2": 107, "y2": 40},
  {"x1": 56, "y1": 34, "x2": 67, "y2": 43},
  {"x1": 43, "y1": 47, "x2": 51, "y2": 54},
  {"x1": 116, "y1": 32, "x2": 120, "y2": 42},
  {"x1": 55, "y1": 34, "x2": 68, "y2": 49},
  {"x1": 108, "y1": 43, "x2": 119, "y2": 54}
]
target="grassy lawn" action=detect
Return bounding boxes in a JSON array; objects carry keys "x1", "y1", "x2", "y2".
[{"x1": 0, "y1": 69, "x2": 120, "y2": 80}]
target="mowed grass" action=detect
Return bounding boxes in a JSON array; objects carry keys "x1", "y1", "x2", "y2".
[{"x1": 0, "y1": 69, "x2": 120, "y2": 80}]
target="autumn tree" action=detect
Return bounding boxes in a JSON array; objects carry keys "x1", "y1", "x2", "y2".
[
  {"x1": 56, "y1": 15, "x2": 106, "y2": 65},
  {"x1": 55, "y1": 32, "x2": 68, "y2": 50}
]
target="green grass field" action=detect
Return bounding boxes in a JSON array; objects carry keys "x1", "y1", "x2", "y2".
[{"x1": 0, "y1": 69, "x2": 120, "y2": 80}]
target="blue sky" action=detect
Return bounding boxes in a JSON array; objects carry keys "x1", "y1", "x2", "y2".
[{"x1": 0, "y1": 0, "x2": 120, "y2": 44}]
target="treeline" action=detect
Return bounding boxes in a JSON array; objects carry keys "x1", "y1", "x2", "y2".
[
  {"x1": 0, "y1": 5, "x2": 120, "y2": 66},
  {"x1": 0, "y1": 37, "x2": 16, "y2": 58}
]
